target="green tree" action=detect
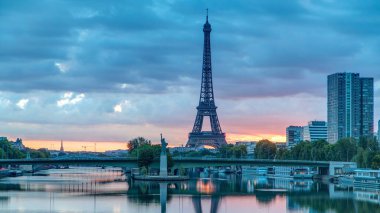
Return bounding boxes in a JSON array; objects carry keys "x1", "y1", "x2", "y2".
[
  {"x1": 140, "y1": 166, "x2": 148, "y2": 175},
  {"x1": 289, "y1": 141, "x2": 313, "y2": 160},
  {"x1": 371, "y1": 154, "x2": 380, "y2": 169},
  {"x1": 131, "y1": 143, "x2": 173, "y2": 170},
  {"x1": 29, "y1": 148, "x2": 50, "y2": 159},
  {"x1": 254, "y1": 139, "x2": 276, "y2": 159},
  {"x1": 335, "y1": 138, "x2": 357, "y2": 161},
  {"x1": 324, "y1": 144, "x2": 337, "y2": 161},
  {"x1": 355, "y1": 147, "x2": 365, "y2": 167},
  {"x1": 219, "y1": 144, "x2": 234, "y2": 158},
  {"x1": 276, "y1": 148, "x2": 291, "y2": 160},
  {"x1": 127, "y1": 137, "x2": 151, "y2": 152},
  {"x1": 135, "y1": 144, "x2": 155, "y2": 168},
  {"x1": 311, "y1": 140, "x2": 329, "y2": 161},
  {"x1": 233, "y1": 145, "x2": 247, "y2": 158},
  {"x1": 0, "y1": 139, "x2": 26, "y2": 159}
]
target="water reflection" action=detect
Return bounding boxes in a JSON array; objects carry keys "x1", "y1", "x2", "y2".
[
  {"x1": 196, "y1": 179, "x2": 216, "y2": 194},
  {"x1": 0, "y1": 167, "x2": 379, "y2": 212}
]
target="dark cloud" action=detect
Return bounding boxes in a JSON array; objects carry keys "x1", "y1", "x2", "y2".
[
  {"x1": 1, "y1": 0, "x2": 379, "y2": 97},
  {"x1": 0, "y1": 0, "x2": 380, "y2": 142}
]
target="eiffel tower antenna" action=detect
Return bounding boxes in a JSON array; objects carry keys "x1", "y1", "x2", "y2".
[{"x1": 186, "y1": 11, "x2": 227, "y2": 148}]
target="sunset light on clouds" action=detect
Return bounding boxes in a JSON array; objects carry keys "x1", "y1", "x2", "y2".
[{"x1": 0, "y1": 0, "x2": 379, "y2": 150}]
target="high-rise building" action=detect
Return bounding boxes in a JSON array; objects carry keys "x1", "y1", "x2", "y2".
[
  {"x1": 286, "y1": 126, "x2": 303, "y2": 148},
  {"x1": 360, "y1": 78, "x2": 374, "y2": 137},
  {"x1": 327, "y1": 73, "x2": 374, "y2": 143},
  {"x1": 303, "y1": 121, "x2": 328, "y2": 142},
  {"x1": 378, "y1": 120, "x2": 380, "y2": 143}
]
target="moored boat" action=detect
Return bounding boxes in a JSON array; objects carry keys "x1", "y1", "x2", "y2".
[
  {"x1": 293, "y1": 168, "x2": 314, "y2": 179},
  {"x1": 242, "y1": 166, "x2": 268, "y2": 175},
  {"x1": 269, "y1": 166, "x2": 314, "y2": 179},
  {"x1": 353, "y1": 169, "x2": 380, "y2": 191},
  {"x1": 0, "y1": 168, "x2": 10, "y2": 178}
]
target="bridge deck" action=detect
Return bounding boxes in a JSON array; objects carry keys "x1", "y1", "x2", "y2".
[{"x1": 0, "y1": 157, "x2": 331, "y2": 168}]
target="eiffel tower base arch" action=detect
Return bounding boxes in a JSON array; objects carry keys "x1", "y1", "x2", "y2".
[{"x1": 187, "y1": 133, "x2": 227, "y2": 148}]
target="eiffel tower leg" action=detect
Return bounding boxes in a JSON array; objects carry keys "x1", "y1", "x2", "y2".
[
  {"x1": 192, "y1": 113, "x2": 204, "y2": 133},
  {"x1": 210, "y1": 114, "x2": 222, "y2": 133}
]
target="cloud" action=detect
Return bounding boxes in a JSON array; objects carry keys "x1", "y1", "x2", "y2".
[
  {"x1": 57, "y1": 92, "x2": 85, "y2": 107},
  {"x1": 0, "y1": 0, "x2": 379, "y2": 144},
  {"x1": 113, "y1": 104, "x2": 122, "y2": 113},
  {"x1": 16, "y1": 99, "x2": 29, "y2": 110},
  {"x1": 54, "y1": 62, "x2": 69, "y2": 73}
]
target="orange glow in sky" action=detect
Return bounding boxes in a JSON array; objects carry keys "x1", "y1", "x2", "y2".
[
  {"x1": 22, "y1": 133, "x2": 286, "y2": 152},
  {"x1": 226, "y1": 133, "x2": 286, "y2": 143},
  {"x1": 23, "y1": 140, "x2": 128, "y2": 152}
]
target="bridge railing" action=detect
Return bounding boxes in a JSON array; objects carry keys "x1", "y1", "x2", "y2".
[{"x1": 172, "y1": 157, "x2": 331, "y2": 165}]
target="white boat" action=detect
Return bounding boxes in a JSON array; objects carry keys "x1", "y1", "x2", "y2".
[
  {"x1": 269, "y1": 166, "x2": 314, "y2": 179},
  {"x1": 293, "y1": 168, "x2": 314, "y2": 179},
  {"x1": 242, "y1": 166, "x2": 268, "y2": 175},
  {"x1": 218, "y1": 167, "x2": 235, "y2": 174},
  {"x1": 353, "y1": 169, "x2": 380, "y2": 191}
]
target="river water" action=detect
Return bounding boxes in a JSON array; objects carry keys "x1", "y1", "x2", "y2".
[{"x1": 0, "y1": 167, "x2": 379, "y2": 213}]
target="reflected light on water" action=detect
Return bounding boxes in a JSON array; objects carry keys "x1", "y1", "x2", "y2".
[{"x1": 196, "y1": 179, "x2": 215, "y2": 194}]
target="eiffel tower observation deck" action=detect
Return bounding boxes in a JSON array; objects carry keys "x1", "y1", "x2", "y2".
[{"x1": 186, "y1": 10, "x2": 227, "y2": 149}]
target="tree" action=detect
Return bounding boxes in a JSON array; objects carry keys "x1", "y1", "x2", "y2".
[
  {"x1": 131, "y1": 143, "x2": 173, "y2": 171},
  {"x1": 136, "y1": 144, "x2": 155, "y2": 168},
  {"x1": 371, "y1": 154, "x2": 380, "y2": 169},
  {"x1": 0, "y1": 139, "x2": 26, "y2": 159},
  {"x1": 355, "y1": 147, "x2": 365, "y2": 168},
  {"x1": 324, "y1": 144, "x2": 337, "y2": 161},
  {"x1": 276, "y1": 148, "x2": 291, "y2": 160},
  {"x1": 335, "y1": 138, "x2": 357, "y2": 162},
  {"x1": 219, "y1": 144, "x2": 234, "y2": 158},
  {"x1": 140, "y1": 166, "x2": 148, "y2": 175},
  {"x1": 254, "y1": 140, "x2": 276, "y2": 159},
  {"x1": 311, "y1": 140, "x2": 329, "y2": 161},
  {"x1": 233, "y1": 145, "x2": 247, "y2": 158},
  {"x1": 127, "y1": 137, "x2": 151, "y2": 152}
]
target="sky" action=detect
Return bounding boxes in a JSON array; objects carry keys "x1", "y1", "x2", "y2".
[{"x1": 1, "y1": 0, "x2": 380, "y2": 150}]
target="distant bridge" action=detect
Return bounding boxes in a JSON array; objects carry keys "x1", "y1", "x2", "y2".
[{"x1": 0, "y1": 157, "x2": 356, "y2": 176}]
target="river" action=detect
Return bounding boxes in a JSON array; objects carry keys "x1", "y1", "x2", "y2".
[{"x1": 0, "y1": 167, "x2": 379, "y2": 213}]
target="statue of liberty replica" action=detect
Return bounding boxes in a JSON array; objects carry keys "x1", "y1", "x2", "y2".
[{"x1": 160, "y1": 134, "x2": 168, "y2": 177}]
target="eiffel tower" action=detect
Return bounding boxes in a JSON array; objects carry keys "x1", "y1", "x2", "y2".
[{"x1": 186, "y1": 11, "x2": 227, "y2": 148}]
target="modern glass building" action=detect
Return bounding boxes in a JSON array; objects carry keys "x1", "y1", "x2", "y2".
[
  {"x1": 303, "y1": 121, "x2": 328, "y2": 142},
  {"x1": 327, "y1": 73, "x2": 374, "y2": 144},
  {"x1": 360, "y1": 78, "x2": 374, "y2": 137},
  {"x1": 378, "y1": 120, "x2": 380, "y2": 144},
  {"x1": 286, "y1": 126, "x2": 303, "y2": 148}
]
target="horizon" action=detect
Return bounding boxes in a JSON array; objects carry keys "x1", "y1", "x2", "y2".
[{"x1": 1, "y1": 1, "x2": 380, "y2": 148}]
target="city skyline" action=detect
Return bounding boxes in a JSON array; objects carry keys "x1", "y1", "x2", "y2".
[{"x1": 1, "y1": 1, "x2": 380, "y2": 149}]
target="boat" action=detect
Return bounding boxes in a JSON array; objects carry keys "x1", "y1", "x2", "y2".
[
  {"x1": 9, "y1": 169, "x2": 23, "y2": 177},
  {"x1": 293, "y1": 168, "x2": 314, "y2": 179},
  {"x1": 0, "y1": 168, "x2": 10, "y2": 178},
  {"x1": 269, "y1": 166, "x2": 314, "y2": 179},
  {"x1": 354, "y1": 189, "x2": 380, "y2": 204},
  {"x1": 338, "y1": 175, "x2": 354, "y2": 185},
  {"x1": 242, "y1": 166, "x2": 268, "y2": 175},
  {"x1": 353, "y1": 169, "x2": 380, "y2": 191},
  {"x1": 218, "y1": 167, "x2": 235, "y2": 174}
]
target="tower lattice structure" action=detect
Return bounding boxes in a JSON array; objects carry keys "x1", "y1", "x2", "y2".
[{"x1": 186, "y1": 12, "x2": 227, "y2": 148}]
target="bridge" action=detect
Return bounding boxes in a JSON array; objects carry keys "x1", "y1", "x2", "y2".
[{"x1": 0, "y1": 157, "x2": 356, "y2": 176}]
